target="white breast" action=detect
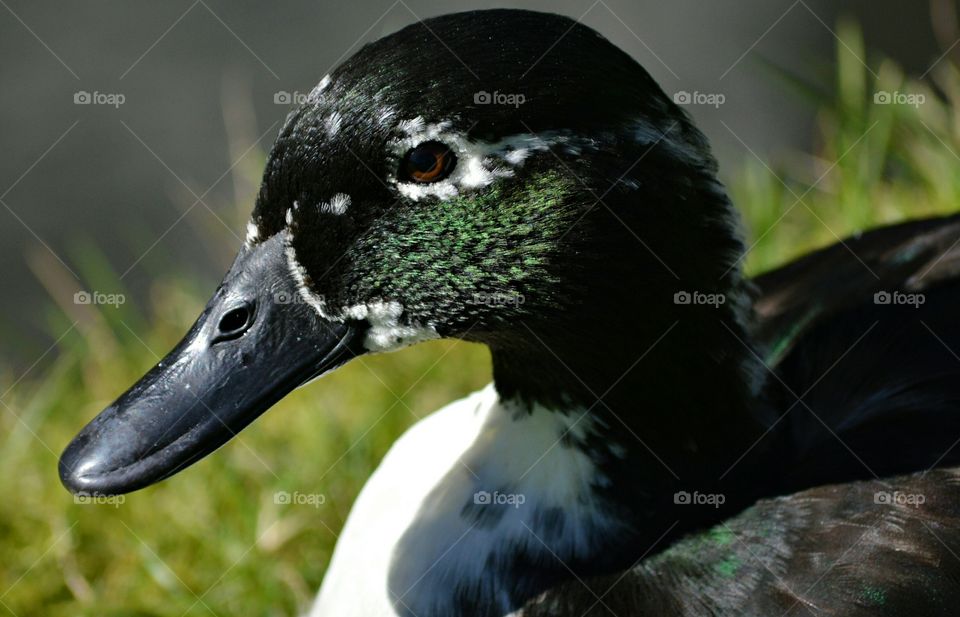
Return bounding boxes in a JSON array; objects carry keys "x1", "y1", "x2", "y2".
[
  {"x1": 309, "y1": 384, "x2": 614, "y2": 617},
  {"x1": 309, "y1": 386, "x2": 496, "y2": 617}
]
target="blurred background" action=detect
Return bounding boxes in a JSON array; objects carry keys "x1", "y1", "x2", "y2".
[{"x1": 2, "y1": 0, "x2": 959, "y2": 615}]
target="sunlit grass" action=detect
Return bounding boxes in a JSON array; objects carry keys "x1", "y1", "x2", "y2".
[
  {"x1": 736, "y1": 20, "x2": 960, "y2": 276},
  {"x1": 3, "y1": 23, "x2": 960, "y2": 616}
]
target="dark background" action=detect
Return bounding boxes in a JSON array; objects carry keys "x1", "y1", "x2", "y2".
[{"x1": 0, "y1": 0, "x2": 947, "y2": 365}]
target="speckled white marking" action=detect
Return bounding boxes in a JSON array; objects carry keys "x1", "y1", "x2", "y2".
[
  {"x1": 305, "y1": 75, "x2": 333, "y2": 105},
  {"x1": 459, "y1": 155, "x2": 498, "y2": 188},
  {"x1": 388, "y1": 119, "x2": 592, "y2": 202},
  {"x1": 320, "y1": 193, "x2": 351, "y2": 216},
  {"x1": 244, "y1": 221, "x2": 259, "y2": 245},
  {"x1": 284, "y1": 240, "x2": 329, "y2": 319},
  {"x1": 504, "y1": 148, "x2": 531, "y2": 165},
  {"x1": 342, "y1": 300, "x2": 438, "y2": 351},
  {"x1": 324, "y1": 111, "x2": 342, "y2": 137},
  {"x1": 315, "y1": 74, "x2": 331, "y2": 94},
  {"x1": 376, "y1": 105, "x2": 398, "y2": 127}
]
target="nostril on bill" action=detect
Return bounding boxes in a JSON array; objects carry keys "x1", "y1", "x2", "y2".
[{"x1": 213, "y1": 304, "x2": 253, "y2": 342}]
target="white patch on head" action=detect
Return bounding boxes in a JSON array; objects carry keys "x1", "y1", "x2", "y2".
[
  {"x1": 311, "y1": 385, "x2": 623, "y2": 617},
  {"x1": 311, "y1": 74, "x2": 332, "y2": 98},
  {"x1": 305, "y1": 76, "x2": 333, "y2": 106},
  {"x1": 459, "y1": 155, "x2": 497, "y2": 188},
  {"x1": 396, "y1": 116, "x2": 427, "y2": 135},
  {"x1": 244, "y1": 221, "x2": 259, "y2": 245},
  {"x1": 389, "y1": 118, "x2": 593, "y2": 202},
  {"x1": 284, "y1": 201, "x2": 301, "y2": 227},
  {"x1": 376, "y1": 105, "x2": 397, "y2": 127},
  {"x1": 320, "y1": 193, "x2": 351, "y2": 216},
  {"x1": 284, "y1": 234, "x2": 331, "y2": 320},
  {"x1": 324, "y1": 111, "x2": 343, "y2": 137},
  {"x1": 283, "y1": 228, "x2": 436, "y2": 352},
  {"x1": 342, "y1": 300, "x2": 438, "y2": 351},
  {"x1": 504, "y1": 148, "x2": 530, "y2": 165}
]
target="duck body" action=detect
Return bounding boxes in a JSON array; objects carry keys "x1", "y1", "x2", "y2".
[
  {"x1": 522, "y1": 466, "x2": 960, "y2": 617},
  {"x1": 56, "y1": 9, "x2": 960, "y2": 617},
  {"x1": 316, "y1": 212, "x2": 960, "y2": 617}
]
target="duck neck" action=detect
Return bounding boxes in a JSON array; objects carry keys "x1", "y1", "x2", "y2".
[{"x1": 485, "y1": 272, "x2": 777, "y2": 568}]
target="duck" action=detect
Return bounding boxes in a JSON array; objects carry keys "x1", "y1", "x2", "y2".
[{"x1": 58, "y1": 8, "x2": 960, "y2": 617}]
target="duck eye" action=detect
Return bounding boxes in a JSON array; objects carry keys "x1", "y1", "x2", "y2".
[{"x1": 400, "y1": 141, "x2": 457, "y2": 183}]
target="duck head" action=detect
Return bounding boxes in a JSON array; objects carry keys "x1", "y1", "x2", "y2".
[{"x1": 61, "y1": 9, "x2": 758, "y2": 498}]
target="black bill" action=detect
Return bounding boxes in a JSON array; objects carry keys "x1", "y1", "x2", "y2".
[{"x1": 59, "y1": 233, "x2": 366, "y2": 495}]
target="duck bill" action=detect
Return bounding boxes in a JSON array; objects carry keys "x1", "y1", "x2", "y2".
[{"x1": 59, "y1": 233, "x2": 366, "y2": 496}]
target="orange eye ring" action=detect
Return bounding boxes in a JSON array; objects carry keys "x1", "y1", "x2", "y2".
[{"x1": 401, "y1": 141, "x2": 457, "y2": 184}]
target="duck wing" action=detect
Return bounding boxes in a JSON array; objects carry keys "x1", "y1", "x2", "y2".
[
  {"x1": 752, "y1": 213, "x2": 960, "y2": 363},
  {"x1": 748, "y1": 214, "x2": 960, "y2": 491},
  {"x1": 519, "y1": 467, "x2": 960, "y2": 616}
]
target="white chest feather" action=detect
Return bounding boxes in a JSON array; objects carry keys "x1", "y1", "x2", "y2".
[{"x1": 309, "y1": 385, "x2": 616, "y2": 617}]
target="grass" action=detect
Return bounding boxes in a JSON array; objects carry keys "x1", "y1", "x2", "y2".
[{"x1": 3, "y1": 23, "x2": 960, "y2": 616}]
